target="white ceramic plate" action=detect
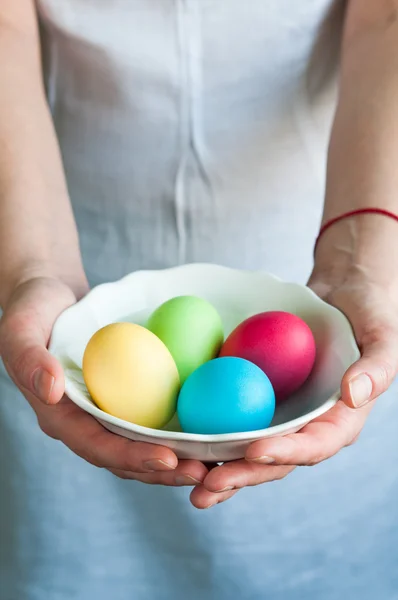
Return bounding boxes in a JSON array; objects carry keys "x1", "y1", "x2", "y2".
[{"x1": 49, "y1": 263, "x2": 360, "y2": 461}]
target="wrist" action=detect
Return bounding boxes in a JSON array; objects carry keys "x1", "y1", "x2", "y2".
[{"x1": 312, "y1": 213, "x2": 398, "y2": 291}]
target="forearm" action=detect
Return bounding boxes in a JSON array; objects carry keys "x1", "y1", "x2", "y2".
[
  {"x1": 0, "y1": 1, "x2": 86, "y2": 308},
  {"x1": 316, "y1": 0, "x2": 398, "y2": 281}
]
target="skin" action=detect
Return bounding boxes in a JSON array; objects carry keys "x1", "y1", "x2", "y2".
[{"x1": 1, "y1": 0, "x2": 398, "y2": 510}]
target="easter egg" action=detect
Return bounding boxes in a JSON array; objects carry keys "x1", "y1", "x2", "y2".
[
  {"x1": 177, "y1": 357, "x2": 275, "y2": 434},
  {"x1": 83, "y1": 323, "x2": 180, "y2": 428},
  {"x1": 146, "y1": 296, "x2": 224, "y2": 384},
  {"x1": 220, "y1": 311, "x2": 316, "y2": 400}
]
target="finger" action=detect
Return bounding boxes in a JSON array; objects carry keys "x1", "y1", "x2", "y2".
[
  {"x1": 245, "y1": 400, "x2": 372, "y2": 466},
  {"x1": 109, "y1": 460, "x2": 209, "y2": 486},
  {"x1": 342, "y1": 328, "x2": 398, "y2": 408},
  {"x1": 0, "y1": 310, "x2": 65, "y2": 404},
  {"x1": 202, "y1": 460, "x2": 295, "y2": 492},
  {"x1": 0, "y1": 280, "x2": 74, "y2": 404},
  {"x1": 190, "y1": 486, "x2": 239, "y2": 510},
  {"x1": 41, "y1": 397, "x2": 181, "y2": 471},
  {"x1": 41, "y1": 396, "x2": 210, "y2": 479}
]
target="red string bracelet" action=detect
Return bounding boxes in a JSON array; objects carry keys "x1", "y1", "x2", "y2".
[{"x1": 314, "y1": 208, "x2": 398, "y2": 256}]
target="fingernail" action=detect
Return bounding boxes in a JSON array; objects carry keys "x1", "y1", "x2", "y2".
[
  {"x1": 175, "y1": 475, "x2": 202, "y2": 486},
  {"x1": 349, "y1": 374, "x2": 373, "y2": 408},
  {"x1": 144, "y1": 459, "x2": 176, "y2": 472},
  {"x1": 247, "y1": 455, "x2": 276, "y2": 464},
  {"x1": 213, "y1": 485, "x2": 235, "y2": 493},
  {"x1": 32, "y1": 368, "x2": 55, "y2": 403}
]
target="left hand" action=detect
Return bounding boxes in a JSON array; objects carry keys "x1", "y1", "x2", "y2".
[{"x1": 191, "y1": 266, "x2": 398, "y2": 509}]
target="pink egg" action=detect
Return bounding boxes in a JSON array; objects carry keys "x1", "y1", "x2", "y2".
[{"x1": 219, "y1": 311, "x2": 316, "y2": 401}]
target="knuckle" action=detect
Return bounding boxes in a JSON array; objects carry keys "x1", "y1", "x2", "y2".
[
  {"x1": 80, "y1": 447, "x2": 104, "y2": 468},
  {"x1": 111, "y1": 469, "x2": 133, "y2": 480},
  {"x1": 0, "y1": 313, "x2": 42, "y2": 381},
  {"x1": 346, "y1": 433, "x2": 360, "y2": 447},
  {"x1": 86, "y1": 457, "x2": 103, "y2": 469},
  {"x1": 376, "y1": 360, "x2": 395, "y2": 389},
  {"x1": 37, "y1": 416, "x2": 59, "y2": 440},
  {"x1": 274, "y1": 466, "x2": 295, "y2": 480},
  {"x1": 361, "y1": 326, "x2": 387, "y2": 346},
  {"x1": 12, "y1": 346, "x2": 36, "y2": 378},
  {"x1": 86, "y1": 431, "x2": 126, "y2": 470},
  {"x1": 0, "y1": 312, "x2": 29, "y2": 342},
  {"x1": 306, "y1": 455, "x2": 325, "y2": 467}
]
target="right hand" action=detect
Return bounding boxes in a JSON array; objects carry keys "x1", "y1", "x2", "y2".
[{"x1": 0, "y1": 276, "x2": 212, "y2": 488}]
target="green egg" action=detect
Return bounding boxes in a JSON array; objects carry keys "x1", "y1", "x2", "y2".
[{"x1": 146, "y1": 296, "x2": 224, "y2": 384}]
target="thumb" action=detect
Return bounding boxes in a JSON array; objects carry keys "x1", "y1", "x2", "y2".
[
  {"x1": 341, "y1": 330, "x2": 398, "y2": 409},
  {"x1": 0, "y1": 279, "x2": 75, "y2": 404}
]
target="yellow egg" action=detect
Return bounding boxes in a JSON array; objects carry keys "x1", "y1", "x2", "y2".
[{"x1": 82, "y1": 323, "x2": 180, "y2": 428}]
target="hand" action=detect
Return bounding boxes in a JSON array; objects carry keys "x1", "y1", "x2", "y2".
[
  {"x1": 0, "y1": 276, "x2": 209, "y2": 487},
  {"x1": 191, "y1": 263, "x2": 398, "y2": 509}
]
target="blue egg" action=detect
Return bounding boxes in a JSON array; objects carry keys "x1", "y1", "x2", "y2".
[{"x1": 177, "y1": 357, "x2": 275, "y2": 435}]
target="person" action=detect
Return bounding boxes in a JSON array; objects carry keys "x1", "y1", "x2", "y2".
[{"x1": 1, "y1": 1, "x2": 398, "y2": 598}]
